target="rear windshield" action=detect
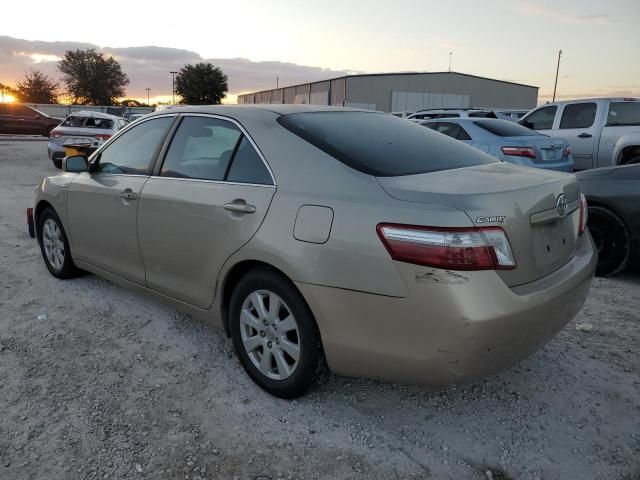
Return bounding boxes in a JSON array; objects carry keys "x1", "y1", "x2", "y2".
[
  {"x1": 61, "y1": 116, "x2": 114, "y2": 129},
  {"x1": 473, "y1": 119, "x2": 541, "y2": 137},
  {"x1": 606, "y1": 102, "x2": 640, "y2": 127},
  {"x1": 468, "y1": 111, "x2": 498, "y2": 118},
  {"x1": 278, "y1": 111, "x2": 498, "y2": 176}
]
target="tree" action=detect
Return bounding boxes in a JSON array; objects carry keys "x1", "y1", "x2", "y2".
[
  {"x1": 16, "y1": 70, "x2": 59, "y2": 104},
  {"x1": 175, "y1": 63, "x2": 228, "y2": 105},
  {"x1": 58, "y1": 49, "x2": 129, "y2": 105}
]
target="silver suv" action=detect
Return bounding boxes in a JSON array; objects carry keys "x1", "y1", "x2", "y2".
[{"x1": 519, "y1": 98, "x2": 640, "y2": 170}]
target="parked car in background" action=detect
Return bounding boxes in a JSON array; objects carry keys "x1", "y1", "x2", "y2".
[
  {"x1": 47, "y1": 111, "x2": 128, "y2": 168},
  {"x1": 32, "y1": 105, "x2": 595, "y2": 398},
  {"x1": 407, "y1": 109, "x2": 498, "y2": 121},
  {"x1": 576, "y1": 164, "x2": 640, "y2": 276},
  {"x1": 494, "y1": 109, "x2": 529, "y2": 122},
  {"x1": 389, "y1": 111, "x2": 414, "y2": 118},
  {"x1": 519, "y1": 98, "x2": 640, "y2": 170},
  {"x1": 420, "y1": 118, "x2": 574, "y2": 172},
  {"x1": 0, "y1": 103, "x2": 62, "y2": 136},
  {"x1": 128, "y1": 113, "x2": 146, "y2": 122}
]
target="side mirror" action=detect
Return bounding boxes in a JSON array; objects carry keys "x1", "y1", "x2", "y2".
[{"x1": 62, "y1": 155, "x2": 88, "y2": 173}]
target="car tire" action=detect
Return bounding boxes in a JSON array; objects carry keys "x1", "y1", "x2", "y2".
[
  {"x1": 37, "y1": 207, "x2": 81, "y2": 279},
  {"x1": 587, "y1": 205, "x2": 631, "y2": 276},
  {"x1": 229, "y1": 267, "x2": 327, "y2": 399}
]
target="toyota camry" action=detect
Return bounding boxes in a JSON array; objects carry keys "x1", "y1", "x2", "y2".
[{"x1": 32, "y1": 105, "x2": 596, "y2": 398}]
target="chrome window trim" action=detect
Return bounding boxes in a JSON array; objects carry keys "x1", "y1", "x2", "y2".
[
  {"x1": 165, "y1": 113, "x2": 277, "y2": 187},
  {"x1": 145, "y1": 175, "x2": 276, "y2": 189}
]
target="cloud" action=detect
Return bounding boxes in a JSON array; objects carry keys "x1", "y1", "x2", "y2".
[
  {"x1": 0, "y1": 36, "x2": 351, "y2": 101},
  {"x1": 519, "y1": 3, "x2": 609, "y2": 24}
]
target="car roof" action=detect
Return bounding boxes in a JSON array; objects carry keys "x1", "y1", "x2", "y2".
[
  {"x1": 537, "y1": 97, "x2": 639, "y2": 107},
  {"x1": 147, "y1": 104, "x2": 370, "y2": 117}
]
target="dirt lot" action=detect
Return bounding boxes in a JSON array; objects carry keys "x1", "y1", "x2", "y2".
[{"x1": 0, "y1": 138, "x2": 638, "y2": 480}]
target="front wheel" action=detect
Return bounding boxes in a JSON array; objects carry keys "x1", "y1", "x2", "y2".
[
  {"x1": 587, "y1": 205, "x2": 631, "y2": 276},
  {"x1": 37, "y1": 208, "x2": 81, "y2": 279},
  {"x1": 229, "y1": 268, "x2": 327, "y2": 399}
]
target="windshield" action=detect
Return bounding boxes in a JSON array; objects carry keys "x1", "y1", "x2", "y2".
[{"x1": 278, "y1": 111, "x2": 498, "y2": 176}]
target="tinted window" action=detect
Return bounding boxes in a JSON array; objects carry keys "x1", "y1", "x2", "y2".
[
  {"x1": 473, "y1": 119, "x2": 540, "y2": 137},
  {"x1": 97, "y1": 116, "x2": 173, "y2": 175},
  {"x1": 520, "y1": 106, "x2": 557, "y2": 130},
  {"x1": 161, "y1": 116, "x2": 241, "y2": 181},
  {"x1": 468, "y1": 111, "x2": 497, "y2": 118},
  {"x1": 62, "y1": 116, "x2": 114, "y2": 129},
  {"x1": 278, "y1": 112, "x2": 497, "y2": 176},
  {"x1": 226, "y1": 137, "x2": 272, "y2": 185},
  {"x1": 606, "y1": 102, "x2": 640, "y2": 127},
  {"x1": 432, "y1": 122, "x2": 471, "y2": 140},
  {"x1": 559, "y1": 103, "x2": 597, "y2": 129},
  {"x1": 434, "y1": 113, "x2": 460, "y2": 118}
]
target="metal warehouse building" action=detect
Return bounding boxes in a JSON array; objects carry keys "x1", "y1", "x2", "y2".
[{"x1": 237, "y1": 72, "x2": 538, "y2": 112}]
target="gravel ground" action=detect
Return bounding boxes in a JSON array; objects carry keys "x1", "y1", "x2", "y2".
[{"x1": 0, "y1": 138, "x2": 638, "y2": 480}]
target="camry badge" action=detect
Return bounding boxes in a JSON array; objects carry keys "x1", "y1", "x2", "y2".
[
  {"x1": 556, "y1": 194, "x2": 568, "y2": 217},
  {"x1": 476, "y1": 216, "x2": 506, "y2": 224}
]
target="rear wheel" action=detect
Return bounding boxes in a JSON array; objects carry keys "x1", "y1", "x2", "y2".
[
  {"x1": 587, "y1": 205, "x2": 631, "y2": 276},
  {"x1": 623, "y1": 154, "x2": 640, "y2": 165},
  {"x1": 37, "y1": 208, "x2": 81, "y2": 279},
  {"x1": 229, "y1": 268, "x2": 327, "y2": 399}
]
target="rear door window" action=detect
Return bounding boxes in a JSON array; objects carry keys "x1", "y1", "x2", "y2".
[
  {"x1": 161, "y1": 116, "x2": 241, "y2": 181},
  {"x1": 606, "y1": 102, "x2": 640, "y2": 126},
  {"x1": 226, "y1": 137, "x2": 273, "y2": 185},
  {"x1": 278, "y1": 111, "x2": 497, "y2": 176},
  {"x1": 520, "y1": 106, "x2": 557, "y2": 130},
  {"x1": 559, "y1": 103, "x2": 597, "y2": 129},
  {"x1": 433, "y1": 122, "x2": 471, "y2": 140}
]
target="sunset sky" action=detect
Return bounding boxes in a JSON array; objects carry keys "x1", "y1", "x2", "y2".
[{"x1": 1, "y1": 0, "x2": 638, "y2": 105}]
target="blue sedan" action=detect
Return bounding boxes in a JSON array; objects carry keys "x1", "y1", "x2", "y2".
[{"x1": 419, "y1": 118, "x2": 574, "y2": 172}]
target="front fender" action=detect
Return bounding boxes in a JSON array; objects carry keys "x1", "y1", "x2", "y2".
[{"x1": 34, "y1": 173, "x2": 75, "y2": 229}]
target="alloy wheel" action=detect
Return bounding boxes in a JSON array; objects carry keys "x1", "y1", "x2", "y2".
[
  {"x1": 42, "y1": 218, "x2": 65, "y2": 270},
  {"x1": 239, "y1": 290, "x2": 301, "y2": 380}
]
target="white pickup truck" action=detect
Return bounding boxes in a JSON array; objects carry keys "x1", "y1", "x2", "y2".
[{"x1": 519, "y1": 97, "x2": 640, "y2": 170}]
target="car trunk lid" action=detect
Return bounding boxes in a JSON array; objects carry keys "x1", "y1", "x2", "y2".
[
  {"x1": 377, "y1": 162, "x2": 581, "y2": 286},
  {"x1": 501, "y1": 136, "x2": 567, "y2": 163}
]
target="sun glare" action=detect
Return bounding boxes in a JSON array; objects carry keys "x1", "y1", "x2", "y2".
[{"x1": 0, "y1": 94, "x2": 16, "y2": 103}]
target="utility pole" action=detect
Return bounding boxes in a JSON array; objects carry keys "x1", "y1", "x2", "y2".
[
  {"x1": 552, "y1": 50, "x2": 562, "y2": 102},
  {"x1": 145, "y1": 88, "x2": 151, "y2": 106},
  {"x1": 170, "y1": 71, "x2": 178, "y2": 104},
  {"x1": 448, "y1": 52, "x2": 452, "y2": 72}
]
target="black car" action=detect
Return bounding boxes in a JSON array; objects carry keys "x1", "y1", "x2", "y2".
[
  {"x1": 577, "y1": 164, "x2": 640, "y2": 276},
  {"x1": 0, "y1": 103, "x2": 62, "y2": 136}
]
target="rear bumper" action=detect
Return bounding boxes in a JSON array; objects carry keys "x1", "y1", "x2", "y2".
[{"x1": 297, "y1": 232, "x2": 596, "y2": 386}]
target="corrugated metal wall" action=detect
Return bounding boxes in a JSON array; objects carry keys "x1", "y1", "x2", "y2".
[{"x1": 237, "y1": 73, "x2": 538, "y2": 111}]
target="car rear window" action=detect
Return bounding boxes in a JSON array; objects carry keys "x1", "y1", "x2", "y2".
[
  {"x1": 61, "y1": 116, "x2": 114, "y2": 129},
  {"x1": 606, "y1": 102, "x2": 640, "y2": 127},
  {"x1": 278, "y1": 111, "x2": 497, "y2": 176},
  {"x1": 473, "y1": 119, "x2": 541, "y2": 137},
  {"x1": 468, "y1": 111, "x2": 498, "y2": 118}
]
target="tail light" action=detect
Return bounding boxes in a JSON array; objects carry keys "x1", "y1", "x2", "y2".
[
  {"x1": 95, "y1": 134, "x2": 111, "y2": 140},
  {"x1": 377, "y1": 224, "x2": 516, "y2": 271},
  {"x1": 564, "y1": 145, "x2": 571, "y2": 157},
  {"x1": 501, "y1": 146, "x2": 536, "y2": 159},
  {"x1": 50, "y1": 130, "x2": 62, "y2": 138},
  {"x1": 578, "y1": 193, "x2": 588, "y2": 235}
]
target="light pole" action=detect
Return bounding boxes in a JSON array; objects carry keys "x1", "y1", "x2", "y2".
[
  {"x1": 448, "y1": 52, "x2": 452, "y2": 72},
  {"x1": 145, "y1": 88, "x2": 151, "y2": 106},
  {"x1": 170, "y1": 71, "x2": 178, "y2": 104},
  {"x1": 552, "y1": 50, "x2": 562, "y2": 102}
]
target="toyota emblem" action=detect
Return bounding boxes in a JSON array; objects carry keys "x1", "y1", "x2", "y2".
[{"x1": 556, "y1": 193, "x2": 568, "y2": 217}]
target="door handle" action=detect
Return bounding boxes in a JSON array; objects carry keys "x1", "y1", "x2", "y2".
[
  {"x1": 577, "y1": 133, "x2": 592, "y2": 138},
  {"x1": 120, "y1": 189, "x2": 138, "y2": 200},
  {"x1": 224, "y1": 202, "x2": 256, "y2": 214}
]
